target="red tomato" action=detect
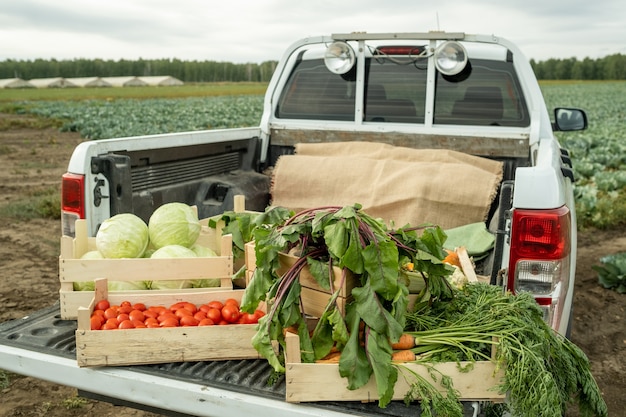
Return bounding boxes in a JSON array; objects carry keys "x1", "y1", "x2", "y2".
[
  {"x1": 143, "y1": 309, "x2": 159, "y2": 320},
  {"x1": 103, "y1": 308, "x2": 118, "y2": 320},
  {"x1": 180, "y1": 316, "x2": 199, "y2": 326},
  {"x1": 102, "y1": 321, "x2": 118, "y2": 330},
  {"x1": 116, "y1": 313, "x2": 130, "y2": 323},
  {"x1": 131, "y1": 319, "x2": 146, "y2": 328},
  {"x1": 105, "y1": 317, "x2": 119, "y2": 327},
  {"x1": 223, "y1": 298, "x2": 239, "y2": 308},
  {"x1": 118, "y1": 319, "x2": 135, "y2": 329},
  {"x1": 199, "y1": 304, "x2": 211, "y2": 314},
  {"x1": 206, "y1": 308, "x2": 222, "y2": 323},
  {"x1": 175, "y1": 308, "x2": 193, "y2": 318},
  {"x1": 239, "y1": 312, "x2": 259, "y2": 325},
  {"x1": 132, "y1": 303, "x2": 147, "y2": 311},
  {"x1": 198, "y1": 318, "x2": 215, "y2": 326},
  {"x1": 92, "y1": 309, "x2": 105, "y2": 318},
  {"x1": 193, "y1": 311, "x2": 207, "y2": 321},
  {"x1": 169, "y1": 302, "x2": 187, "y2": 312},
  {"x1": 157, "y1": 312, "x2": 177, "y2": 322},
  {"x1": 120, "y1": 300, "x2": 132, "y2": 307},
  {"x1": 117, "y1": 305, "x2": 133, "y2": 315},
  {"x1": 144, "y1": 317, "x2": 159, "y2": 327},
  {"x1": 129, "y1": 310, "x2": 145, "y2": 322},
  {"x1": 207, "y1": 300, "x2": 224, "y2": 311},
  {"x1": 90, "y1": 315, "x2": 104, "y2": 330},
  {"x1": 182, "y1": 302, "x2": 197, "y2": 314},
  {"x1": 254, "y1": 309, "x2": 265, "y2": 318},
  {"x1": 95, "y1": 299, "x2": 110, "y2": 311},
  {"x1": 221, "y1": 304, "x2": 240, "y2": 323},
  {"x1": 160, "y1": 317, "x2": 179, "y2": 327}
]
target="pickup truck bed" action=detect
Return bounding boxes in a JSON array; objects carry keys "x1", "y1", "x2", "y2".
[{"x1": 0, "y1": 304, "x2": 481, "y2": 417}]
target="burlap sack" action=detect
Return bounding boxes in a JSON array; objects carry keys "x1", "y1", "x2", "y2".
[{"x1": 271, "y1": 142, "x2": 503, "y2": 229}]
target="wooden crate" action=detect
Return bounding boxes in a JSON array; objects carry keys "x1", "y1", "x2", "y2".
[
  {"x1": 59, "y1": 217, "x2": 234, "y2": 320},
  {"x1": 75, "y1": 279, "x2": 263, "y2": 367},
  {"x1": 244, "y1": 241, "x2": 355, "y2": 317},
  {"x1": 283, "y1": 332, "x2": 505, "y2": 403}
]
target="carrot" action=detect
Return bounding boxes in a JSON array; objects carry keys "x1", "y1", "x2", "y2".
[
  {"x1": 391, "y1": 349, "x2": 416, "y2": 362},
  {"x1": 391, "y1": 333, "x2": 416, "y2": 350},
  {"x1": 443, "y1": 249, "x2": 462, "y2": 268},
  {"x1": 316, "y1": 351, "x2": 341, "y2": 363}
]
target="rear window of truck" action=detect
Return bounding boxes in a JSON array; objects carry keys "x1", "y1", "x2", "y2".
[{"x1": 276, "y1": 57, "x2": 530, "y2": 127}]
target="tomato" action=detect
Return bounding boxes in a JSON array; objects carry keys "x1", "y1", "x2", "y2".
[
  {"x1": 144, "y1": 317, "x2": 159, "y2": 327},
  {"x1": 206, "y1": 308, "x2": 222, "y2": 323},
  {"x1": 149, "y1": 305, "x2": 167, "y2": 315},
  {"x1": 175, "y1": 308, "x2": 193, "y2": 318},
  {"x1": 102, "y1": 321, "x2": 118, "y2": 330},
  {"x1": 95, "y1": 299, "x2": 110, "y2": 311},
  {"x1": 157, "y1": 312, "x2": 177, "y2": 323},
  {"x1": 105, "y1": 317, "x2": 119, "y2": 327},
  {"x1": 207, "y1": 300, "x2": 224, "y2": 311},
  {"x1": 221, "y1": 304, "x2": 240, "y2": 323},
  {"x1": 198, "y1": 318, "x2": 215, "y2": 326},
  {"x1": 116, "y1": 313, "x2": 130, "y2": 323},
  {"x1": 182, "y1": 302, "x2": 197, "y2": 314},
  {"x1": 160, "y1": 317, "x2": 179, "y2": 327},
  {"x1": 132, "y1": 302, "x2": 147, "y2": 311},
  {"x1": 120, "y1": 300, "x2": 132, "y2": 307},
  {"x1": 131, "y1": 319, "x2": 146, "y2": 328},
  {"x1": 90, "y1": 315, "x2": 104, "y2": 330},
  {"x1": 118, "y1": 319, "x2": 135, "y2": 329},
  {"x1": 92, "y1": 309, "x2": 105, "y2": 318},
  {"x1": 199, "y1": 304, "x2": 212, "y2": 313},
  {"x1": 254, "y1": 309, "x2": 266, "y2": 319},
  {"x1": 223, "y1": 298, "x2": 239, "y2": 308},
  {"x1": 142, "y1": 309, "x2": 159, "y2": 320},
  {"x1": 180, "y1": 316, "x2": 199, "y2": 326},
  {"x1": 239, "y1": 312, "x2": 259, "y2": 325},
  {"x1": 117, "y1": 305, "x2": 133, "y2": 315},
  {"x1": 169, "y1": 301, "x2": 187, "y2": 312},
  {"x1": 103, "y1": 307, "x2": 118, "y2": 320},
  {"x1": 193, "y1": 311, "x2": 207, "y2": 321},
  {"x1": 129, "y1": 310, "x2": 145, "y2": 322}
]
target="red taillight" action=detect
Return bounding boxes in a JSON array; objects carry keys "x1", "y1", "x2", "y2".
[
  {"x1": 62, "y1": 173, "x2": 85, "y2": 217},
  {"x1": 509, "y1": 206, "x2": 570, "y2": 261},
  {"x1": 62, "y1": 173, "x2": 85, "y2": 236},
  {"x1": 375, "y1": 46, "x2": 425, "y2": 56}
]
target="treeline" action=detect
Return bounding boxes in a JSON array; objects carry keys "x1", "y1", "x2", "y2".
[
  {"x1": 0, "y1": 54, "x2": 625, "y2": 82},
  {"x1": 530, "y1": 54, "x2": 626, "y2": 80},
  {"x1": 0, "y1": 58, "x2": 279, "y2": 83}
]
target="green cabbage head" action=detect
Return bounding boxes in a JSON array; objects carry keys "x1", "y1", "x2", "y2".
[
  {"x1": 148, "y1": 202, "x2": 201, "y2": 249},
  {"x1": 96, "y1": 213, "x2": 149, "y2": 258},
  {"x1": 148, "y1": 244, "x2": 197, "y2": 289}
]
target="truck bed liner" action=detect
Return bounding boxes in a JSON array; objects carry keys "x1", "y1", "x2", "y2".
[{"x1": 0, "y1": 304, "x2": 480, "y2": 417}]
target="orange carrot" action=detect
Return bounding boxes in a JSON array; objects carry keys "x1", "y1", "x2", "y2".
[
  {"x1": 443, "y1": 249, "x2": 461, "y2": 268},
  {"x1": 391, "y1": 349, "x2": 416, "y2": 362},
  {"x1": 391, "y1": 333, "x2": 416, "y2": 350},
  {"x1": 316, "y1": 351, "x2": 341, "y2": 363}
]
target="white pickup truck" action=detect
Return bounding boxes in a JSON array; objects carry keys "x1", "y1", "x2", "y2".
[{"x1": 0, "y1": 31, "x2": 587, "y2": 416}]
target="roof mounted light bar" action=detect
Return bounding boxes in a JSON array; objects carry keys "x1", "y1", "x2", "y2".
[{"x1": 331, "y1": 32, "x2": 466, "y2": 41}]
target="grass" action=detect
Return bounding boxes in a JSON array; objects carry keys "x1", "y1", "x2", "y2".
[
  {"x1": 0, "y1": 187, "x2": 61, "y2": 220},
  {"x1": 0, "y1": 82, "x2": 268, "y2": 102}
]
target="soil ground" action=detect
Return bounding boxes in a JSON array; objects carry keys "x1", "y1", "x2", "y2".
[{"x1": 0, "y1": 113, "x2": 623, "y2": 416}]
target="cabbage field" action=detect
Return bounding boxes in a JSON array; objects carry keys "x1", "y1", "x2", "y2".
[{"x1": 7, "y1": 81, "x2": 626, "y2": 229}]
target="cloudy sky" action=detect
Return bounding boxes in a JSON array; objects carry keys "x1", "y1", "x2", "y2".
[{"x1": 1, "y1": 0, "x2": 624, "y2": 63}]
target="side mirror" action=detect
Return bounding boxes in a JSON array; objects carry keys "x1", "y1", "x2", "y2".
[{"x1": 553, "y1": 108, "x2": 588, "y2": 131}]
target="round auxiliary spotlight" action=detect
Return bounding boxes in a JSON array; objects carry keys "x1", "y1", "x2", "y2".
[
  {"x1": 324, "y1": 41, "x2": 356, "y2": 75},
  {"x1": 434, "y1": 41, "x2": 468, "y2": 76}
]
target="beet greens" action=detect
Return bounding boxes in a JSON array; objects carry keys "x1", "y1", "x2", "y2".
[{"x1": 240, "y1": 204, "x2": 453, "y2": 407}]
